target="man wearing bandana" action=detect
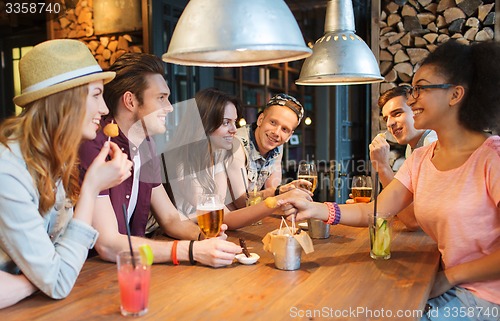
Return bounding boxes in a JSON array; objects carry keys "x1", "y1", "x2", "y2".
[{"x1": 231, "y1": 94, "x2": 311, "y2": 205}]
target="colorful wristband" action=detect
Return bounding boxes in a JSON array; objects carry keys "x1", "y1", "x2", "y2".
[
  {"x1": 323, "y1": 202, "x2": 341, "y2": 225},
  {"x1": 189, "y1": 240, "x2": 196, "y2": 265},
  {"x1": 171, "y1": 240, "x2": 179, "y2": 265}
]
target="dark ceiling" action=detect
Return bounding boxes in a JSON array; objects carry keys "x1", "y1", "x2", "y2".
[
  {"x1": 286, "y1": 0, "x2": 328, "y2": 11},
  {"x1": 0, "y1": 0, "x2": 330, "y2": 40}
]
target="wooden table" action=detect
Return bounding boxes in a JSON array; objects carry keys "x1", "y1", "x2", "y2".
[{"x1": 0, "y1": 217, "x2": 440, "y2": 321}]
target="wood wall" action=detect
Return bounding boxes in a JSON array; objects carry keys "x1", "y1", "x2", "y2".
[
  {"x1": 371, "y1": 0, "x2": 496, "y2": 138},
  {"x1": 49, "y1": 0, "x2": 143, "y2": 70},
  {"x1": 378, "y1": 0, "x2": 496, "y2": 93}
]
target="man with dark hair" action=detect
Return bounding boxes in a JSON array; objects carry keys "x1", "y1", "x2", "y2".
[{"x1": 79, "y1": 53, "x2": 241, "y2": 267}]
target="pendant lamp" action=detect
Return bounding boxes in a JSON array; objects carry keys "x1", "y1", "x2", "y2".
[
  {"x1": 296, "y1": 0, "x2": 384, "y2": 85},
  {"x1": 162, "y1": 0, "x2": 312, "y2": 67}
]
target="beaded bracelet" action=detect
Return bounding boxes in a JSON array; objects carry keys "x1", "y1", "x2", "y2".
[
  {"x1": 171, "y1": 240, "x2": 179, "y2": 265},
  {"x1": 189, "y1": 240, "x2": 196, "y2": 265},
  {"x1": 323, "y1": 202, "x2": 341, "y2": 225}
]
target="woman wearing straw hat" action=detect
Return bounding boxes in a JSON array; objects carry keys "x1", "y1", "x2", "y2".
[{"x1": 0, "y1": 39, "x2": 132, "y2": 307}]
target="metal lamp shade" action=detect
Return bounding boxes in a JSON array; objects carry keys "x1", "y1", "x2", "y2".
[
  {"x1": 296, "y1": 0, "x2": 383, "y2": 85},
  {"x1": 162, "y1": 0, "x2": 312, "y2": 67}
]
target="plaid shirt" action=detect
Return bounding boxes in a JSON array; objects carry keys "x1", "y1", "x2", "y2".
[{"x1": 236, "y1": 124, "x2": 282, "y2": 191}]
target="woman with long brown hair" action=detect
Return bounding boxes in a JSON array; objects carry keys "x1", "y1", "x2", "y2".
[{"x1": 0, "y1": 39, "x2": 131, "y2": 307}]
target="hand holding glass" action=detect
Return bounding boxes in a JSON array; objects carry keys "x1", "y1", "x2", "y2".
[
  {"x1": 297, "y1": 163, "x2": 318, "y2": 192},
  {"x1": 197, "y1": 194, "x2": 224, "y2": 238},
  {"x1": 352, "y1": 175, "x2": 373, "y2": 203}
]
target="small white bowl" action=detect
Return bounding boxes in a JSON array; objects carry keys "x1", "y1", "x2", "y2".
[
  {"x1": 298, "y1": 222, "x2": 308, "y2": 230},
  {"x1": 235, "y1": 253, "x2": 260, "y2": 265}
]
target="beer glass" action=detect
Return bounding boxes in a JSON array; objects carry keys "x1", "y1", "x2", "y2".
[
  {"x1": 196, "y1": 194, "x2": 224, "y2": 238},
  {"x1": 351, "y1": 175, "x2": 373, "y2": 203},
  {"x1": 297, "y1": 163, "x2": 318, "y2": 192}
]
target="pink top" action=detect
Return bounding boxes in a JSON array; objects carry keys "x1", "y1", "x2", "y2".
[{"x1": 395, "y1": 136, "x2": 500, "y2": 304}]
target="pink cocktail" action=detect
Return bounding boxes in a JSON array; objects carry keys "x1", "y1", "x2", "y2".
[{"x1": 117, "y1": 252, "x2": 151, "y2": 317}]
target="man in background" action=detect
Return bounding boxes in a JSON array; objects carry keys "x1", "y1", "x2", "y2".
[
  {"x1": 228, "y1": 94, "x2": 312, "y2": 208},
  {"x1": 369, "y1": 86, "x2": 437, "y2": 230}
]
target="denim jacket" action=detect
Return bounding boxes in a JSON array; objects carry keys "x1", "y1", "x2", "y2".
[{"x1": 0, "y1": 142, "x2": 98, "y2": 299}]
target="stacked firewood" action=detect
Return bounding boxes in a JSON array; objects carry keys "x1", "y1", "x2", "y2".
[
  {"x1": 87, "y1": 35, "x2": 142, "y2": 69},
  {"x1": 379, "y1": 0, "x2": 495, "y2": 93},
  {"x1": 50, "y1": 0, "x2": 142, "y2": 70}
]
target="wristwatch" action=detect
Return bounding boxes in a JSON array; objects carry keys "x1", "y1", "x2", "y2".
[{"x1": 274, "y1": 184, "x2": 283, "y2": 196}]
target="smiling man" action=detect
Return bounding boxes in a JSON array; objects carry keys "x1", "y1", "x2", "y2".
[
  {"x1": 234, "y1": 94, "x2": 307, "y2": 201},
  {"x1": 78, "y1": 53, "x2": 242, "y2": 267}
]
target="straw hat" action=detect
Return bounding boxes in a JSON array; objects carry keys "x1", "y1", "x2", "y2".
[{"x1": 13, "y1": 39, "x2": 115, "y2": 107}]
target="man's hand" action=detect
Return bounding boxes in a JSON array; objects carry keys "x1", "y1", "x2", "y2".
[
  {"x1": 277, "y1": 180, "x2": 314, "y2": 196},
  {"x1": 369, "y1": 135, "x2": 391, "y2": 173},
  {"x1": 192, "y1": 238, "x2": 242, "y2": 268}
]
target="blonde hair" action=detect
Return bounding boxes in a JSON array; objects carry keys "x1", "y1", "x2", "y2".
[{"x1": 0, "y1": 85, "x2": 88, "y2": 213}]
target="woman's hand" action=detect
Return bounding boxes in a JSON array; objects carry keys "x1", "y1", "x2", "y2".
[
  {"x1": 277, "y1": 189, "x2": 328, "y2": 222},
  {"x1": 83, "y1": 141, "x2": 132, "y2": 194},
  {"x1": 192, "y1": 238, "x2": 242, "y2": 268},
  {"x1": 0, "y1": 271, "x2": 37, "y2": 309}
]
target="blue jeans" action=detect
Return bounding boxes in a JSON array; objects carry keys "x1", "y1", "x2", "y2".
[{"x1": 421, "y1": 287, "x2": 500, "y2": 321}]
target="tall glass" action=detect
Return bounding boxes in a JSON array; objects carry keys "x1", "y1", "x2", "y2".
[
  {"x1": 196, "y1": 194, "x2": 224, "y2": 238},
  {"x1": 351, "y1": 175, "x2": 373, "y2": 203},
  {"x1": 246, "y1": 190, "x2": 264, "y2": 207},
  {"x1": 368, "y1": 213, "x2": 393, "y2": 260},
  {"x1": 117, "y1": 251, "x2": 151, "y2": 317},
  {"x1": 297, "y1": 163, "x2": 318, "y2": 192},
  {"x1": 246, "y1": 190, "x2": 264, "y2": 225}
]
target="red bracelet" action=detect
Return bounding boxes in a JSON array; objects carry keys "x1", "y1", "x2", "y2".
[{"x1": 171, "y1": 240, "x2": 179, "y2": 265}]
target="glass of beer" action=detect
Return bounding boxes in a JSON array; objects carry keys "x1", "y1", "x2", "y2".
[
  {"x1": 297, "y1": 163, "x2": 318, "y2": 192},
  {"x1": 196, "y1": 194, "x2": 224, "y2": 238},
  {"x1": 351, "y1": 175, "x2": 373, "y2": 203}
]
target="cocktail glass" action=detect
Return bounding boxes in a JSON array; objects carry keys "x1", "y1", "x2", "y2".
[{"x1": 117, "y1": 251, "x2": 151, "y2": 317}]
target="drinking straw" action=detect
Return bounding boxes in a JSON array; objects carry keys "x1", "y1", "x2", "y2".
[
  {"x1": 281, "y1": 216, "x2": 293, "y2": 236},
  {"x1": 240, "y1": 168, "x2": 249, "y2": 198},
  {"x1": 373, "y1": 173, "x2": 379, "y2": 227},
  {"x1": 122, "y1": 203, "x2": 136, "y2": 268}
]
